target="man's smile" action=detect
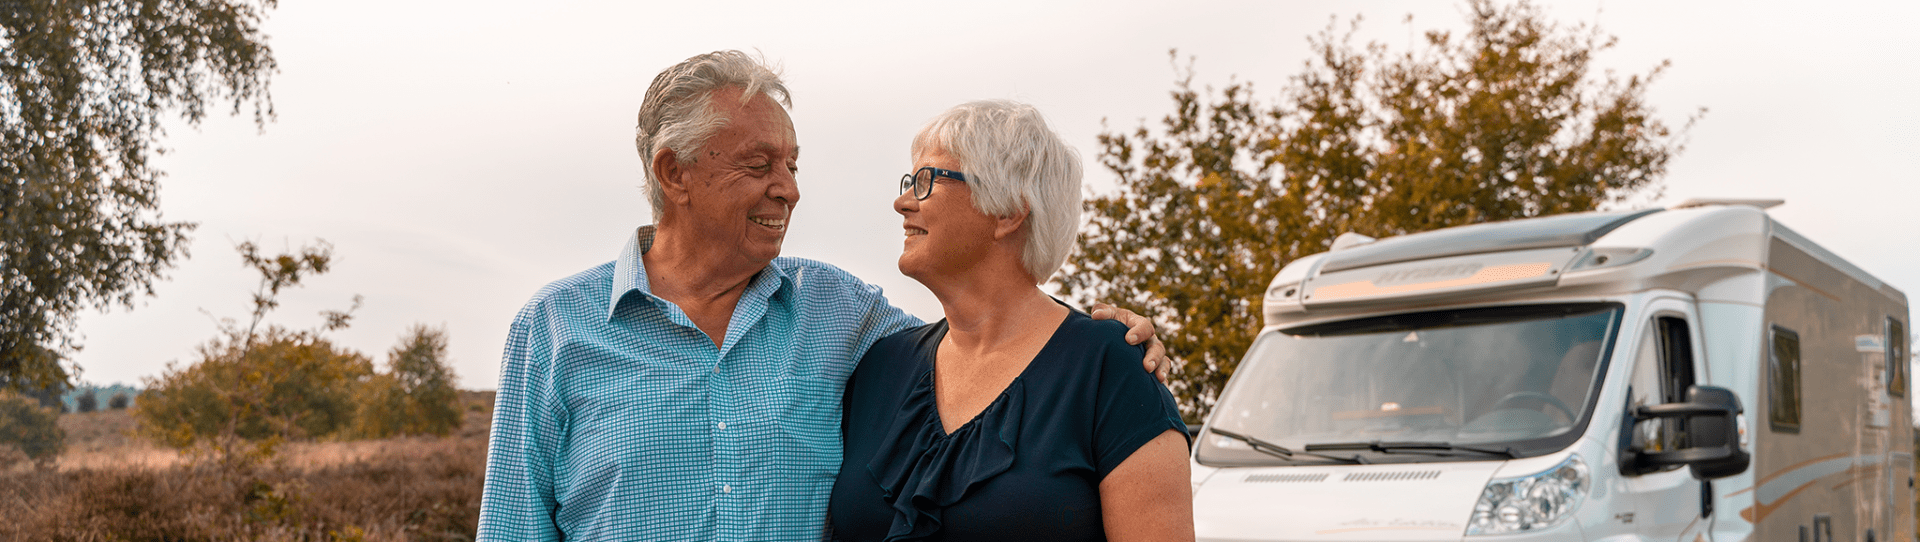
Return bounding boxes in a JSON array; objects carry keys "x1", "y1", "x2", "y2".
[{"x1": 749, "y1": 216, "x2": 787, "y2": 231}]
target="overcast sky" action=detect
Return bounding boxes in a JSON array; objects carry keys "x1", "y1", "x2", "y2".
[{"x1": 66, "y1": 0, "x2": 1919, "y2": 390}]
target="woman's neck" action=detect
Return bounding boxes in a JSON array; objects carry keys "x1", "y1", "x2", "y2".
[{"x1": 928, "y1": 272, "x2": 1068, "y2": 355}]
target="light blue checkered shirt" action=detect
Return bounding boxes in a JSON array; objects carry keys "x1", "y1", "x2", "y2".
[{"x1": 478, "y1": 226, "x2": 920, "y2": 541}]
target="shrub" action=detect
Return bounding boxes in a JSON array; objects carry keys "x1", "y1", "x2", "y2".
[
  {"x1": 353, "y1": 325, "x2": 462, "y2": 438},
  {"x1": 136, "y1": 327, "x2": 373, "y2": 452},
  {"x1": 108, "y1": 392, "x2": 130, "y2": 410},
  {"x1": 76, "y1": 389, "x2": 98, "y2": 413},
  {"x1": 0, "y1": 389, "x2": 64, "y2": 468}
]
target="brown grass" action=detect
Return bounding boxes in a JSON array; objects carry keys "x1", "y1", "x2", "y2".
[{"x1": 0, "y1": 391, "x2": 494, "y2": 541}]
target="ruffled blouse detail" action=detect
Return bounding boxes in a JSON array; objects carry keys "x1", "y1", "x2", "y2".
[{"x1": 864, "y1": 369, "x2": 1025, "y2": 541}]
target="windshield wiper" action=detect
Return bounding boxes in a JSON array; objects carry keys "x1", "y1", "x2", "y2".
[
  {"x1": 1207, "y1": 428, "x2": 1367, "y2": 464},
  {"x1": 1303, "y1": 440, "x2": 1517, "y2": 459}
]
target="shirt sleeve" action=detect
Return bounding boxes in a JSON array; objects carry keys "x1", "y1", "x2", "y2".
[
  {"x1": 478, "y1": 300, "x2": 565, "y2": 542},
  {"x1": 1090, "y1": 329, "x2": 1189, "y2": 480},
  {"x1": 806, "y1": 260, "x2": 923, "y2": 361}
]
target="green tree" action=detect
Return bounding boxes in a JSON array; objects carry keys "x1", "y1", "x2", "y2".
[
  {"x1": 108, "y1": 391, "x2": 130, "y2": 410},
  {"x1": 133, "y1": 240, "x2": 366, "y2": 465},
  {"x1": 1056, "y1": 0, "x2": 1694, "y2": 421},
  {"x1": 75, "y1": 388, "x2": 97, "y2": 413},
  {"x1": 0, "y1": 389, "x2": 63, "y2": 469},
  {"x1": 353, "y1": 325, "x2": 462, "y2": 438},
  {"x1": 1, "y1": 0, "x2": 279, "y2": 388}
]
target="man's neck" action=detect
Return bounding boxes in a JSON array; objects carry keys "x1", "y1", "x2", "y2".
[{"x1": 642, "y1": 224, "x2": 768, "y2": 348}]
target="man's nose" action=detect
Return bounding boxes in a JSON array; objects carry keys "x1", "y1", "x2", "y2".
[{"x1": 768, "y1": 167, "x2": 800, "y2": 207}]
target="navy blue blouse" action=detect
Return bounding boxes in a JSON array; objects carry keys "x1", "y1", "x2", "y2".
[{"x1": 829, "y1": 311, "x2": 1187, "y2": 541}]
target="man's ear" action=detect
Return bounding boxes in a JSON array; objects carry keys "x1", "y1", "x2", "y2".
[
  {"x1": 653, "y1": 148, "x2": 692, "y2": 206},
  {"x1": 993, "y1": 206, "x2": 1029, "y2": 241}
]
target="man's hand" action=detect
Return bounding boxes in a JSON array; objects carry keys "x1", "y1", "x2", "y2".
[{"x1": 1089, "y1": 302, "x2": 1172, "y2": 383}]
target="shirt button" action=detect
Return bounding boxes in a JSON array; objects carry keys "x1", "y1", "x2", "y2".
[
  {"x1": 717, "y1": 421, "x2": 727, "y2": 430},
  {"x1": 722, "y1": 484, "x2": 731, "y2": 493}
]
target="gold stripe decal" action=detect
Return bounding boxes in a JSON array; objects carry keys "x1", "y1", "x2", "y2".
[{"x1": 1314, "y1": 262, "x2": 1554, "y2": 301}]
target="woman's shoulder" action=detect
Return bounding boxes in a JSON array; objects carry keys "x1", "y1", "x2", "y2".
[
  {"x1": 1054, "y1": 310, "x2": 1144, "y2": 358},
  {"x1": 853, "y1": 320, "x2": 946, "y2": 379}
]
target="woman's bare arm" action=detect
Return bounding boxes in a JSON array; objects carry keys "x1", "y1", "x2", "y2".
[{"x1": 1099, "y1": 430, "x2": 1195, "y2": 542}]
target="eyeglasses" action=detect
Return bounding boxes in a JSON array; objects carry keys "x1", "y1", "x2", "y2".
[{"x1": 899, "y1": 166, "x2": 968, "y2": 200}]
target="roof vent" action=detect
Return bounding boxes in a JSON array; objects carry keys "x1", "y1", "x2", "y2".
[
  {"x1": 1330, "y1": 232, "x2": 1378, "y2": 252},
  {"x1": 1670, "y1": 198, "x2": 1784, "y2": 210}
]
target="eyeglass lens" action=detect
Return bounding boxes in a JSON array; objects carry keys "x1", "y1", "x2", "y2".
[
  {"x1": 900, "y1": 168, "x2": 935, "y2": 199},
  {"x1": 913, "y1": 168, "x2": 935, "y2": 199}
]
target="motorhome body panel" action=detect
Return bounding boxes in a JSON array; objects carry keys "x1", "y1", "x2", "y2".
[{"x1": 1753, "y1": 231, "x2": 1914, "y2": 542}]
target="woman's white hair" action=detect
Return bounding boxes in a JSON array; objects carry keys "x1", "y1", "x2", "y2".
[
  {"x1": 635, "y1": 50, "x2": 790, "y2": 217},
  {"x1": 913, "y1": 99, "x2": 1084, "y2": 284}
]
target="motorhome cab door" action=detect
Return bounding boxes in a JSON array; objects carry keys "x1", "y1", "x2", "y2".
[{"x1": 1620, "y1": 296, "x2": 1714, "y2": 541}]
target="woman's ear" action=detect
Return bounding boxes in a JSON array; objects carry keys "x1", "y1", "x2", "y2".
[{"x1": 993, "y1": 206, "x2": 1030, "y2": 241}]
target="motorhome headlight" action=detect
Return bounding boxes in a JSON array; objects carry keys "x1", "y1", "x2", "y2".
[{"x1": 1465, "y1": 455, "x2": 1589, "y2": 535}]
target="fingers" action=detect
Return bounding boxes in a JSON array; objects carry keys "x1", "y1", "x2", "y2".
[
  {"x1": 1089, "y1": 302, "x2": 1116, "y2": 321},
  {"x1": 1145, "y1": 337, "x2": 1171, "y2": 383},
  {"x1": 1115, "y1": 308, "x2": 1151, "y2": 345}
]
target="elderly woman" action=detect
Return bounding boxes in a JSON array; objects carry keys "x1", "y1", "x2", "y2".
[{"x1": 828, "y1": 100, "x2": 1192, "y2": 541}]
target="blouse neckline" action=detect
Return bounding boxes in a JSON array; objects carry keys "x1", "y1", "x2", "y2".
[{"x1": 924, "y1": 314, "x2": 1074, "y2": 437}]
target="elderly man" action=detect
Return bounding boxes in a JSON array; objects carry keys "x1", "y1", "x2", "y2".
[{"x1": 477, "y1": 51, "x2": 1166, "y2": 541}]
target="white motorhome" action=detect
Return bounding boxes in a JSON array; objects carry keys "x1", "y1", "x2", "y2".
[{"x1": 1190, "y1": 200, "x2": 1913, "y2": 542}]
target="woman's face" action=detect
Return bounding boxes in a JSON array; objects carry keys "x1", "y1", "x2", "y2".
[{"x1": 895, "y1": 146, "x2": 1000, "y2": 282}]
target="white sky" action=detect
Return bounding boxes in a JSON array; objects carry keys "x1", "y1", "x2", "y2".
[{"x1": 67, "y1": 0, "x2": 1919, "y2": 390}]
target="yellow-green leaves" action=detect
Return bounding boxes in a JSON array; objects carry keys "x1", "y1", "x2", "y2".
[{"x1": 1056, "y1": 0, "x2": 1690, "y2": 421}]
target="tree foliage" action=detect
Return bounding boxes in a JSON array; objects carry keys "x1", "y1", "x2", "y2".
[
  {"x1": 353, "y1": 324, "x2": 462, "y2": 438},
  {"x1": 0, "y1": 389, "x2": 63, "y2": 469},
  {"x1": 1056, "y1": 0, "x2": 1694, "y2": 421},
  {"x1": 133, "y1": 240, "x2": 366, "y2": 465},
  {"x1": 107, "y1": 391, "x2": 129, "y2": 410},
  {"x1": 1, "y1": 0, "x2": 279, "y2": 387},
  {"x1": 75, "y1": 388, "x2": 97, "y2": 413}
]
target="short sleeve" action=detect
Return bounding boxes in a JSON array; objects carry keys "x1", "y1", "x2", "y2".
[{"x1": 1090, "y1": 331, "x2": 1188, "y2": 480}]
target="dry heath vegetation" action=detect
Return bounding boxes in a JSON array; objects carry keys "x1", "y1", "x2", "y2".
[{"x1": 0, "y1": 391, "x2": 493, "y2": 541}]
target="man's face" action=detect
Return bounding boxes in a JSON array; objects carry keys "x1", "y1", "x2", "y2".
[{"x1": 674, "y1": 89, "x2": 800, "y2": 268}]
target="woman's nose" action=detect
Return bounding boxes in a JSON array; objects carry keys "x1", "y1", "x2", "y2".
[{"x1": 894, "y1": 190, "x2": 917, "y2": 216}]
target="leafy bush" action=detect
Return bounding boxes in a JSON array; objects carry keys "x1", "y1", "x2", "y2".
[
  {"x1": 136, "y1": 327, "x2": 372, "y2": 451},
  {"x1": 0, "y1": 389, "x2": 64, "y2": 468},
  {"x1": 108, "y1": 392, "x2": 130, "y2": 410},
  {"x1": 76, "y1": 389, "x2": 98, "y2": 413},
  {"x1": 353, "y1": 325, "x2": 462, "y2": 438}
]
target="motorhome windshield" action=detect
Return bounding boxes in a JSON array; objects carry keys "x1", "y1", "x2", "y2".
[{"x1": 1196, "y1": 303, "x2": 1622, "y2": 466}]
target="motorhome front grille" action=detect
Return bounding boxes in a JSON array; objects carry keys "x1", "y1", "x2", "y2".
[
  {"x1": 1242, "y1": 473, "x2": 1329, "y2": 483},
  {"x1": 1342, "y1": 470, "x2": 1441, "y2": 482}
]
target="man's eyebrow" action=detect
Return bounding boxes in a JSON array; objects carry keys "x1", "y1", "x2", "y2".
[{"x1": 745, "y1": 141, "x2": 798, "y2": 156}]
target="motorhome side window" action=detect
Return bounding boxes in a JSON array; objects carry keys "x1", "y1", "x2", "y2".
[
  {"x1": 1627, "y1": 316, "x2": 1696, "y2": 456},
  {"x1": 1769, "y1": 326, "x2": 1802, "y2": 432},
  {"x1": 1890, "y1": 317, "x2": 1908, "y2": 397}
]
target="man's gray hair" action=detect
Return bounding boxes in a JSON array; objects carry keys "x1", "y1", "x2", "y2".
[
  {"x1": 635, "y1": 50, "x2": 791, "y2": 217},
  {"x1": 912, "y1": 99, "x2": 1084, "y2": 284}
]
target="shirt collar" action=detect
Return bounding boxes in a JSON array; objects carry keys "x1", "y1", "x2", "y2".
[{"x1": 606, "y1": 225, "x2": 798, "y2": 321}]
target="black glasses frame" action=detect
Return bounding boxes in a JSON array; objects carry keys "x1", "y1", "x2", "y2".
[{"x1": 899, "y1": 166, "x2": 968, "y2": 200}]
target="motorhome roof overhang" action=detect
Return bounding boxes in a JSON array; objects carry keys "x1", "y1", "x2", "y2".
[
  {"x1": 1318, "y1": 208, "x2": 1663, "y2": 273},
  {"x1": 1263, "y1": 208, "x2": 1668, "y2": 323}
]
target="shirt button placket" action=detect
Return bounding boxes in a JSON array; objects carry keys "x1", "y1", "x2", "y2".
[{"x1": 709, "y1": 349, "x2": 735, "y2": 531}]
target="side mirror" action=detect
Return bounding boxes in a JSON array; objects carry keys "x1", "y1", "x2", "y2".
[{"x1": 1622, "y1": 385, "x2": 1750, "y2": 480}]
